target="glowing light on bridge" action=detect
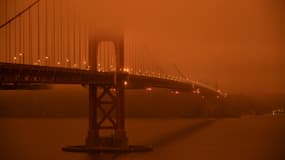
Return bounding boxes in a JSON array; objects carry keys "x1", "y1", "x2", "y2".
[
  {"x1": 45, "y1": 56, "x2": 49, "y2": 65},
  {"x1": 97, "y1": 64, "x2": 102, "y2": 71},
  {"x1": 19, "y1": 53, "x2": 23, "y2": 64},
  {"x1": 109, "y1": 88, "x2": 116, "y2": 92},
  {"x1": 170, "y1": 90, "x2": 180, "y2": 95},
  {"x1": 197, "y1": 89, "x2": 200, "y2": 94},
  {"x1": 124, "y1": 81, "x2": 128, "y2": 86},
  {"x1": 109, "y1": 65, "x2": 114, "y2": 70},
  {"x1": 146, "y1": 87, "x2": 152, "y2": 91},
  {"x1": 193, "y1": 88, "x2": 200, "y2": 94},
  {"x1": 123, "y1": 68, "x2": 130, "y2": 72}
]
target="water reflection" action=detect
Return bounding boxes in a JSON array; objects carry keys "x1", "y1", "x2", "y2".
[
  {"x1": 151, "y1": 120, "x2": 215, "y2": 148},
  {"x1": 85, "y1": 119, "x2": 215, "y2": 160},
  {"x1": 86, "y1": 153, "x2": 122, "y2": 160},
  {"x1": 0, "y1": 116, "x2": 284, "y2": 160}
]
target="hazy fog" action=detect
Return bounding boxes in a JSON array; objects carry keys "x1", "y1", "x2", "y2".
[
  {"x1": 80, "y1": 0, "x2": 285, "y2": 94},
  {"x1": 1, "y1": 0, "x2": 285, "y2": 94}
]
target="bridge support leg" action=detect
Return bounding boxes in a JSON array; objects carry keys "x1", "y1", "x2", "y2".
[{"x1": 85, "y1": 83, "x2": 128, "y2": 149}]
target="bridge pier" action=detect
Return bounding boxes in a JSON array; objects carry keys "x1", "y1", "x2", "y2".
[{"x1": 85, "y1": 83, "x2": 128, "y2": 149}]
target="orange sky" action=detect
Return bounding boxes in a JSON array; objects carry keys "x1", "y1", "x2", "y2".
[
  {"x1": 81, "y1": 0, "x2": 285, "y2": 94},
  {"x1": 1, "y1": 0, "x2": 284, "y2": 94}
]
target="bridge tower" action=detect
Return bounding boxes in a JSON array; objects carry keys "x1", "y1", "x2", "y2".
[{"x1": 86, "y1": 30, "x2": 128, "y2": 149}]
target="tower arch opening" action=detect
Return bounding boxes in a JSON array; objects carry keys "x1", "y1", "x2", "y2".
[{"x1": 97, "y1": 41, "x2": 116, "y2": 72}]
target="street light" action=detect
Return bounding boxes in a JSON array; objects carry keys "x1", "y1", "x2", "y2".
[
  {"x1": 19, "y1": 53, "x2": 23, "y2": 64},
  {"x1": 45, "y1": 56, "x2": 49, "y2": 65},
  {"x1": 146, "y1": 87, "x2": 152, "y2": 91},
  {"x1": 13, "y1": 56, "x2": 17, "y2": 63},
  {"x1": 66, "y1": 58, "x2": 70, "y2": 67}
]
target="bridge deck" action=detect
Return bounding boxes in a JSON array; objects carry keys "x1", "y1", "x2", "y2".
[{"x1": 0, "y1": 62, "x2": 219, "y2": 95}]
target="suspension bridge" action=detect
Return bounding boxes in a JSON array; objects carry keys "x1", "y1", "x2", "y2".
[{"x1": 0, "y1": 0, "x2": 226, "y2": 152}]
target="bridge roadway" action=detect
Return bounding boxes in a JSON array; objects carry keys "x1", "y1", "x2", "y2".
[
  {"x1": 0, "y1": 62, "x2": 220, "y2": 96},
  {"x1": 0, "y1": 62, "x2": 220, "y2": 95}
]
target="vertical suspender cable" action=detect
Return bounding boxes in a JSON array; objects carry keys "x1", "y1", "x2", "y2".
[
  {"x1": 83, "y1": 23, "x2": 87, "y2": 69},
  {"x1": 105, "y1": 42, "x2": 107, "y2": 71},
  {"x1": 73, "y1": 3, "x2": 76, "y2": 68},
  {"x1": 128, "y1": 39, "x2": 132, "y2": 73},
  {"x1": 82, "y1": 23, "x2": 85, "y2": 68},
  {"x1": 106, "y1": 42, "x2": 108, "y2": 71},
  {"x1": 127, "y1": 40, "x2": 129, "y2": 71},
  {"x1": 60, "y1": 0, "x2": 63, "y2": 65},
  {"x1": 19, "y1": 14, "x2": 22, "y2": 63},
  {"x1": 38, "y1": 2, "x2": 40, "y2": 64},
  {"x1": 67, "y1": 0, "x2": 70, "y2": 67},
  {"x1": 5, "y1": 0, "x2": 8, "y2": 62},
  {"x1": 128, "y1": 39, "x2": 129, "y2": 70},
  {"x1": 77, "y1": 9, "x2": 82, "y2": 68},
  {"x1": 125, "y1": 40, "x2": 127, "y2": 71},
  {"x1": 132, "y1": 41, "x2": 134, "y2": 73},
  {"x1": 129, "y1": 40, "x2": 132, "y2": 72},
  {"x1": 129, "y1": 40, "x2": 135, "y2": 71},
  {"x1": 128, "y1": 40, "x2": 130, "y2": 71},
  {"x1": 19, "y1": 15, "x2": 21, "y2": 56},
  {"x1": 135, "y1": 42, "x2": 137, "y2": 73},
  {"x1": 20, "y1": 14, "x2": 23, "y2": 64},
  {"x1": 86, "y1": 24, "x2": 88, "y2": 68},
  {"x1": 110, "y1": 41, "x2": 112, "y2": 71},
  {"x1": 103, "y1": 42, "x2": 106, "y2": 71},
  {"x1": 45, "y1": 0, "x2": 48, "y2": 65},
  {"x1": 29, "y1": 9, "x2": 32, "y2": 64},
  {"x1": 23, "y1": 11, "x2": 25, "y2": 64},
  {"x1": 127, "y1": 40, "x2": 128, "y2": 71},
  {"x1": 14, "y1": 0, "x2": 16, "y2": 63},
  {"x1": 53, "y1": 0, "x2": 56, "y2": 65},
  {"x1": 134, "y1": 42, "x2": 136, "y2": 73},
  {"x1": 106, "y1": 41, "x2": 109, "y2": 71},
  {"x1": 9, "y1": 23, "x2": 11, "y2": 62},
  {"x1": 128, "y1": 40, "x2": 130, "y2": 72},
  {"x1": 56, "y1": 1, "x2": 59, "y2": 65},
  {"x1": 78, "y1": 15, "x2": 81, "y2": 68}
]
